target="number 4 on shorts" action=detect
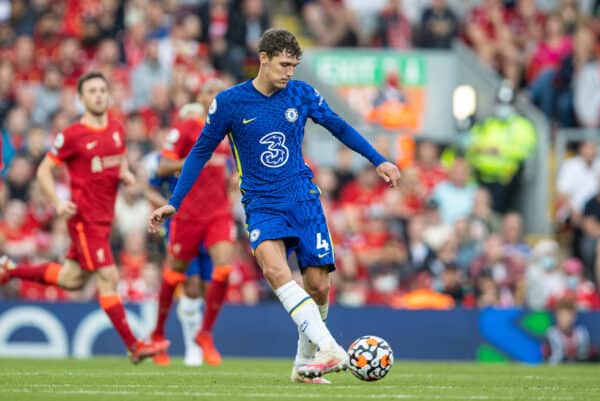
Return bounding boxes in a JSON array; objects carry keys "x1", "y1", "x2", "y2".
[{"x1": 316, "y1": 232, "x2": 329, "y2": 252}]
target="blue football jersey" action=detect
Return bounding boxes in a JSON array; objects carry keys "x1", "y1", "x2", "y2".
[{"x1": 169, "y1": 79, "x2": 385, "y2": 210}]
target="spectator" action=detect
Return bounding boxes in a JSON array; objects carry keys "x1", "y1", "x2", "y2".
[
  {"x1": 3, "y1": 106, "x2": 29, "y2": 151},
  {"x1": 332, "y1": 147, "x2": 356, "y2": 200},
  {"x1": 416, "y1": 0, "x2": 459, "y2": 49},
  {"x1": 544, "y1": 299, "x2": 594, "y2": 364},
  {"x1": 405, "y1": 214, "x2": 436, "y2": 279},
  {"x1": 303, "y1": 0, "x2": 362, "y2": 47},
  {"x1": 501, "y1": 212, "x2": 530, "y2": 261},
  {"x1": 372, "y1": 0, "x2": 412, "y2": 49},
  {"x1": 530, "y1": 25, "x2": 596, "y2": 127},
  {"x1": 556, "y1": 140, "x2": 600, "y2": 227},
  {"x1": 12, "y1": 35, "x2": 41, "y2": 83},
  {"x1": 468, "y1": 82, "x2": 536, "y2": 212},
  {"x1": 32, "y1": 65, "x2": 63, "y2": 127},
  {"x1": 131, "y1": 39, "x2": 171, "y2": 109},
  {"x1": 414, "y1": 139, "x2": 447, "y2": 197},
  {"x1": 138, "y1": 84, "x2": 174, "y2": 136},
  {"x1": 464, "y1": 0, "x2": 521, "y2": 84},
  {"x1": 0, "y1": 199, "x2": 38, "y2": 262},
  {"x1": 5, "y1": 155, "x2": 33, "y2": 201},
  {"x1": 431, "y1": 157, "x2": 478, "y2": 225},
  {"x1": 470, "y1": 234, "x2": 526, "y2": 307},
  {"x1": 55, "y1": 37, "x2": 84, "y2": 88},
  {"x1": 525, "y1": 239, "x2": 566, "y2": 310},
  {"x1": 579, "y1": 175, "x2": 600, "y2": 285},
  {"x1": 468, "y1": 188, "x2": 502, "y2": 237},
  {"x1": 549, "y1": 258, "x2": 600, "y2": 310},
  {"x1": 114, "y1": 184, "x2": 151, "y2": 238},
  {"x1": 25, "y1": 126, "x2": 48, "y2": 166},
  {"x1": 0, "y1": 60, "x2": 15, "y2": 122},
  {"x1": 226, "y1": 0, "x2": 270, "y2": 81},
  {"x1": 526, "y1": 13, "x2": 572, "y2": 83},
  {"x1": 574, "y1": 56, "x2": 600, "y2": 128}
]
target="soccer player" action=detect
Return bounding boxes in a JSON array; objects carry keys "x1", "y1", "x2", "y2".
[
  {"x1": 145, "y1": 147, "x2": 215, "y2": 367},
  {"x1": 148, "y1": 29, "x2": 401, "y2": 382},
  {"x1": 150, "y1": 80, "x2": 235, "y2": 367},
  {"x1": 0, "y1": 72, "x2": 169, "y2": 363}
]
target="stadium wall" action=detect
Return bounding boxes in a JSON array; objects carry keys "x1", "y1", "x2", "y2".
[{"x1": 1, "y1": 302, "x2": 599, "y2": 363}]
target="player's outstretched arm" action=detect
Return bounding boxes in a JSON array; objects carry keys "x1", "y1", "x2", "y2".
[{"x1": 148, "y1": 204, "x2": 176, "y2": 234}]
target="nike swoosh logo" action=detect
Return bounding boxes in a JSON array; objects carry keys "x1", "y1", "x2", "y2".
[
  {"x1": 318, "y1": 252, "x2": 330, "y2": 259},
  {"x1": 242, "y1": 117, "x2": 257, "y2": 124},
  {"x1": 86, "y1": 141, "x2": 98, "y2": 150}
]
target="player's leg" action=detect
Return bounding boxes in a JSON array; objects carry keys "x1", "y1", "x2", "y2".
[
  {"x1": 176, "y1": 257, "x2": 208, "y2": 367},
  {"x1": 0, "y1": 256, "x2": 91, "y2": 288},
  {"x1": 196, "y1": 240, "x2": 234, "y2": 365},
  {"x1": 95, "y1": 265, "x2": 169, "y2": 363},
  {"x1": 152, "y1": 254, "x2": 189, "y2": 341},
  {"x1": 291, "y1": 198, "x2": 347, "y2": 379},
  {"x1": 255, "y1": 240, "x2": 339, "y2": 357},
  {"x1": 291, "y1": 266, "x2": 332, "y2": 383},
  {"x1": 154, "y1": 216, "x2": 206, "y2": 343}
]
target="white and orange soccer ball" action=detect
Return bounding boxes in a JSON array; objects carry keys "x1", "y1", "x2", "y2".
[{"x1": 347, "y1": 335, "x2": 394, "y2": 381}]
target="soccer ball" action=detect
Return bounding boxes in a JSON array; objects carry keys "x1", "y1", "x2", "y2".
[{"x1": 347, "y1": 335, "x2": 394, "y2": 381}]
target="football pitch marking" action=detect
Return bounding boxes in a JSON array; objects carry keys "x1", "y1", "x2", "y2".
[{"x1": 0, "y1": 388, "x2": 580, "y2": 400}]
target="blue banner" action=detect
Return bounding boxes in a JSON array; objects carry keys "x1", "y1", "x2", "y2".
[{"x1": 0, "y1": 301, "x2": 599, "y2": 362}]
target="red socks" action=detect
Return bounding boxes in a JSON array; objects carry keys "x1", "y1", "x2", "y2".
[
  {"x1": 153, "y1": 267, "x2": 186, "y2": 339},
  {"x1": 98, "y1": 294, "x2": 137, "y2": 350},
  {"x1": 201, "y1": 265, "x2": 232, "y2": 333},
  {"x1": 8, "y1": 262, "x2": 62, "y2": 285}
]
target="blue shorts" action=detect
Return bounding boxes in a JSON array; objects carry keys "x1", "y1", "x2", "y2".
[
  {"x1": 163, "y1": 220, "x2": 213, "y2": 281},
  {"x1": 245, "y1": 197, "x2": 335, "y2": 271}
]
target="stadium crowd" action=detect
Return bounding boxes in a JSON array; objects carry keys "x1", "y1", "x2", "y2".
[{"x1": 1, "y1": 0, "x2": 600, "y2": 312}]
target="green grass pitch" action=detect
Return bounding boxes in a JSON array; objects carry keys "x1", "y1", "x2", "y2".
[{"x1": 0, "y1": 357, "x2": 598, "y2": 401}]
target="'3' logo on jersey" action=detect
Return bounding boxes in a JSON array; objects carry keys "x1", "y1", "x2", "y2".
[{"x1": 259, "y1": 132, "x2": 289, "y2": 168}]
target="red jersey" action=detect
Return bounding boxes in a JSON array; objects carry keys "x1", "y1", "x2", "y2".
[
  {"x1": 161, "y1": 118, "x2": 230, "y2": 218},
  {"x1": 48, "y1": 118, "x2": 126, "y2": 229}
]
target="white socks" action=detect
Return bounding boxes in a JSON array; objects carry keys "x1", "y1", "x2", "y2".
[
  {"x1": 177, "y1": 295, "x2": 204, "y2": 362},
  {"x1": 275, "y1": 281, "x2": 335, "y2": 353},
  {"x1": 294, "y1": 302, "x2": 329, "y2": 366}
]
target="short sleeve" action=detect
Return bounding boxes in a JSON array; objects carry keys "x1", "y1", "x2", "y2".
[
  {"x1": 202, "y1": 93, "x2": 232, "y2": 142},
  {"x1": 161, "y1": 126, "x2": 190, "y2": 160},
  {"x1": 48, "y1": 130, "x2": 77, "y2": 164}
]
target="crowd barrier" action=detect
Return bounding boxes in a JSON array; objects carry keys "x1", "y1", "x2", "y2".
[{"x1": 1, "y1": 301, "x2": 599, "y2": 363}]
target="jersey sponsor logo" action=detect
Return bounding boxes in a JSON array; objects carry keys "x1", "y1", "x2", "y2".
[
  {"x1": 250, "y1": 229, "x2": 260, "y2": 242},
  {"x1": 86, "y1": 141, "x2": 98, "y2": 150},
  {"x1": 259, "y1": 132, "x2": 289, "y2": 168},
  {"x1": 242, "y1": 117, "x2": 257, "y2": 124},
  {"x1": 53, "y1": 133, "x2": 64, "y2": 149},
  {"x1": 90, "y1": 154, "x2": 123, "y2": 173},
  {"x1": 112, "y1": 132, "x2": 122, "y2": 148},
  {"x1": 285, "y1": 108, "x2": 298, "y2": 122},
  {"x1": 209, "y1": 99, "x2": 217, "y2": 114}
]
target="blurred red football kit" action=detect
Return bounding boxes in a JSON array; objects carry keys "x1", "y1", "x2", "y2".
[
  {"x1": 48, "y1": 119, "x2": 126, "y2": 270},
  {"x1": 160, "y1": 118, "x2": 234, "y2": 261}
]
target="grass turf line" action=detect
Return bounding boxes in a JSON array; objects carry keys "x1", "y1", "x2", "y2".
[{"x1": 0, "y1": 358, "x2": 598, "y2": 401}]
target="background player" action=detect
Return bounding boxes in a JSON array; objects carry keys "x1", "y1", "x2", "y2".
[
  {"x1": 0, "y1": 72, "x2": 169, "y2": 363},
  {"x1": 148, "y1": 29, "x2": 401, "y2": 382},
  {"x1": 145, "y1": 147, "x2": 215, "y2": 367},
  {"x1": 150, "y1": 80, "x2": 236, "y2": 367}
]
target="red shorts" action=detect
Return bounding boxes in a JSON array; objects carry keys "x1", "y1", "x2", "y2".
[
  {"x1": 168, "y1": 211, "x2": 235, "y2": 261},
  {"x1": 66, "y1": 221, "x2": 114, "y2": 271}
]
